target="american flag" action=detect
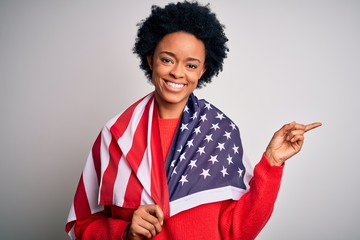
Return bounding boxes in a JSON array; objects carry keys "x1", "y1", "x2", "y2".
[
  {"x1": 165, "y1": 93, "x2": 252, "y2": 215},
  {"x1": 65, "y1": 92, "x2": 253, "y2": 239}
]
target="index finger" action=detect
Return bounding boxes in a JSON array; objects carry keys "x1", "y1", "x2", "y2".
[
  {"x1": 150, "y1": 205, "x2": 164, "y2": 225},
  {"x1": 304, "y1": 122, "x2": 322, "y2": 132}
]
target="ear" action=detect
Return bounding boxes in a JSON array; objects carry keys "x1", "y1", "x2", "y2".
[
  {"x1": 200, "y1": 65, "x2": 207, "y2": 78},
  {"x1": 147, "y1": 55, "x2": 153, "y2": 70}
]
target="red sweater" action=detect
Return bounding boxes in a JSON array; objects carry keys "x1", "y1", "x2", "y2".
[
  {"x1": 74, "y1": 118, "x2": 284, "y2": 240},
  {"x1": 74, "y1": 155, "x2": 283, "y2": 240}
]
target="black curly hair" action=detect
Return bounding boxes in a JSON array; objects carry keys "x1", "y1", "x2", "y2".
[{"x1": 133, "y1": 1, "x2": 229, "y2": 88}]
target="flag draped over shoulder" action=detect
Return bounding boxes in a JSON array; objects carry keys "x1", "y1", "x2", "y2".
[{"x1": 65, "y1": 92, "x2": 253, "y2": 239}]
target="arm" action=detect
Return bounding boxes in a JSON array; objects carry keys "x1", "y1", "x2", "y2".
[
  {"x1": 220, "y1": 121, "x2": 321, "y2": 239},
  {"x1": 74, "y1": 204, "x2": 164, "y2": 240},
  {"x1": 219, "y1": 153, "x2": 283, "y2": 240},
  {"x1": 74, "y1": 206, "x2": 130, "y2": 240}
]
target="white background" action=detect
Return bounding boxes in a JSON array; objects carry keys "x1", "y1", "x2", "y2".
[{"x1": 1, "y1": 0, "x2": 359, "y2": 239}]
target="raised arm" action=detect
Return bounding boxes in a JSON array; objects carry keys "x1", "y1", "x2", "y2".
[{"x1": 220, "y1": 121, "x2": 321, "y2": 239}]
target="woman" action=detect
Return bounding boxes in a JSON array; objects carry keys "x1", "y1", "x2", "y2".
[{"x1": 65, "y1": 2, "x2": 321, "y2": 239}]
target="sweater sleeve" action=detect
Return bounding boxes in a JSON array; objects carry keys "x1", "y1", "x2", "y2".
[
  {"x1": 219, "y1": 153, "x2": 284, "y2": 240},
  {"x1": 74, "y1": 206, "x2": 130, "y2": 240}
]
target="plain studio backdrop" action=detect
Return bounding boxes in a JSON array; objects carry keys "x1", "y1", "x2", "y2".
[{"x1": 1, "y1": 0, "x2": 359, "y2": 239}]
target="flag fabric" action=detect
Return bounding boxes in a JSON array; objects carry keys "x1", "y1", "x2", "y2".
[
  {"x1": 165, "y1": 93, "x2": 253, "y2": 215},
  {"x1": 65, "y1": 92, "x2": 253, "y2": 239}
]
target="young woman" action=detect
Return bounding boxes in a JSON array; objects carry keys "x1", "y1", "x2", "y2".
[{"x1": 65, "y1": 2, "x2": 321, "y2": 239}]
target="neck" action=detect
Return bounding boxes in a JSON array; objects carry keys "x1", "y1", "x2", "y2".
[{"x1": 155, "y1": 97, "x2": 187, "y2": 119}]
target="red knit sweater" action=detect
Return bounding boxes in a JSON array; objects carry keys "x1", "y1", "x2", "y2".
[{"x1": 74, "y1": 118, "x2": 284, "y2": 240}]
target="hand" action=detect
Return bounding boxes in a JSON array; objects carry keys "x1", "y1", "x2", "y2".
[
  {"x1": 265, "y1": 121, "x2": 322, "y2": 166},
  {"x1": 125, "y1": 204, "x2": 164, "y2": 240}
]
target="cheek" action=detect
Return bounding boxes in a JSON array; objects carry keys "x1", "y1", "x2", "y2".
[
  {"x1": 150, "y1": 66, "x2": 160, "y2": 80},
  {"x1": 188, "y1": 71, "x2": 202, "y2": 84},
  {"x1": 152, "y1": 64, "x2": 168, "y2": 78},
  {"x1": 186, "y1": 76, "x2": 199, "y2": 89},
  {"x1": 151, "y1": 67, "x2": 167, "y2": 86}
]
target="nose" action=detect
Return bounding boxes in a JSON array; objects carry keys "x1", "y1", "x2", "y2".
[{"x1": 170, "y1": 64, "x2": 184, "y2": 79}]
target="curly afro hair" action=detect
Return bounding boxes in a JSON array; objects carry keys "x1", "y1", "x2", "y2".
[{"x1": 133, "y1": 1, "x2": 229, "y2": 88}]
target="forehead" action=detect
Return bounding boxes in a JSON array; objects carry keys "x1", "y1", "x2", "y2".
[{"x1": 154, "y1": 32, "x2": 205, "y2": 59}]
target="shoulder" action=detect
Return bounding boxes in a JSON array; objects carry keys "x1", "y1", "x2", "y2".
[{"x1": 103, "y1": 93, "x2": 155, "y2": 137}]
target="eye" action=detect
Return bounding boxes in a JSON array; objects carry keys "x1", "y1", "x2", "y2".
[
  {"x1": 161, "y1": 57, "x2": 173, "y2": 64},
  {"x1": 187, "y1": 63, "x2": 198, "y2": 69}
]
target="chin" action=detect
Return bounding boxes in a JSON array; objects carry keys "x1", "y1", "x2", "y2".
[{"x1": 163, "y1": 93, "x2": 188, "y2": 104}]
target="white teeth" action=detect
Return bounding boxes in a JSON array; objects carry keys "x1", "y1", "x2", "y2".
[{"x1": 166, "y1": 81, "x2": 184, "y2": 89}]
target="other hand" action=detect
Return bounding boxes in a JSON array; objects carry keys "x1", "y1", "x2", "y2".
[
  {"x1": 125, "y1": 204, "x2": 164, "y2": 240},
  {"x1": 265, "y1": 121, "x2": 322, "y2": 166}
]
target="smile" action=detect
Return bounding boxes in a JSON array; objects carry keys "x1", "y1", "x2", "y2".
[{"x1": 165, "y1": 80, "x2": 185, "y2": 89}]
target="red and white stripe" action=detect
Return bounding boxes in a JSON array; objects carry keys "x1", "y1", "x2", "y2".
[{"x1": 66, "y1": 92, "x2": 169, "y2": 238}]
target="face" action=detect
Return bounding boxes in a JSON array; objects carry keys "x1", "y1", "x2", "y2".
[{"x1": 147, "y1": 31, "x2": 207, "y2": 118}]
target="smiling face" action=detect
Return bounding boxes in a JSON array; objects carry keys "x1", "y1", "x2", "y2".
[{"x1": 147, "y1": 31, "x2": 207, "y2": 118}]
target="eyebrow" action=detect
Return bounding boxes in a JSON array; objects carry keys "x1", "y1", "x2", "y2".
[{"x1": 159, "y1": 51, "x2": 202, "y2": 63}]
